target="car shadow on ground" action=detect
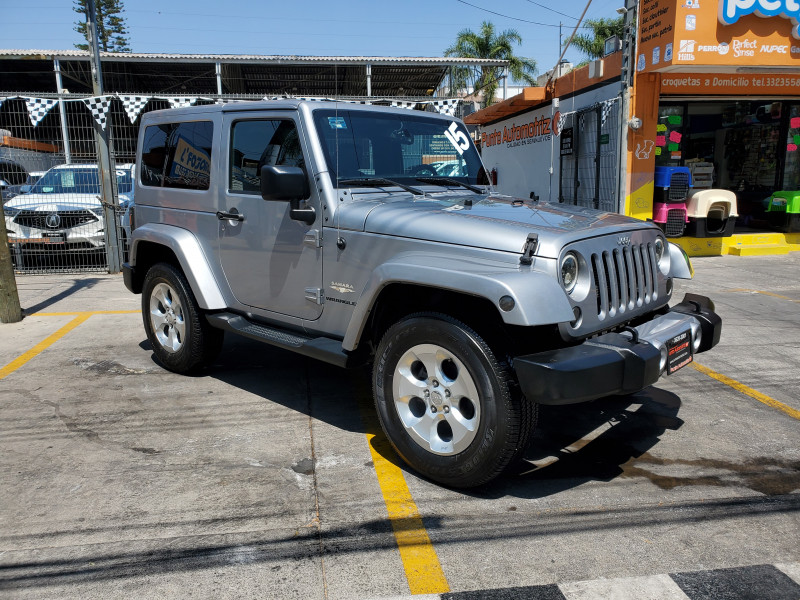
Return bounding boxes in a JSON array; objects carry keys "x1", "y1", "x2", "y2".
[
  {"x1": 24, "y1": 276, "x2": 107, "y2": 315},
  {"x1": 144, "y1": 335, "x2": 685, "y2": 497}
]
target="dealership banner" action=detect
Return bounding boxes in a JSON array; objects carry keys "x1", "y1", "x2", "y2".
[{"x1": 637, "y1": 0, "x2": 799, "y2": 74}]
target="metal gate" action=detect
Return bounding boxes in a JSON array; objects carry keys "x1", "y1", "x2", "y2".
[{"x1": 559, "y1": 98, "x2": 621, "y2": 213}]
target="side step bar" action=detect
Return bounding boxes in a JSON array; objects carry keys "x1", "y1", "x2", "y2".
[{"x1": 206, "y1": 312, "x2": 354, "y2": 368}]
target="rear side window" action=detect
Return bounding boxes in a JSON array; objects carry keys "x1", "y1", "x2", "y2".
[
  {"x1": 229, "y1": 119, "x2": 305, "y2": 193},
  {"x1": 140, "y1": 121, "x2": 213, "y2": 190}
]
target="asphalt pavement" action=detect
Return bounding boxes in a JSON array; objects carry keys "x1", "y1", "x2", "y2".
[{"x1": 1, "y1": 253, "x2": 798, "y2": 599}]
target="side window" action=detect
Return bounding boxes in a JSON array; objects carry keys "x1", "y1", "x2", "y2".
[
  {"x1": 229, "y1": 119, "x2": 305, "y2": 193},
  {"x1": 140, "y1": 125, "x2": 170, "y2": 187},
  {"x1": 140, "y1": 121, "x2": 213, "y2": 190}
]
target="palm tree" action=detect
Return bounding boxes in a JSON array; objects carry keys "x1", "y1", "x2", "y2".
[
  {"x1": 571, "y1": 17, "x2": 624, "y2": 60},
  {"x1": 445, "y1": 22, "x2": 537, "y2": 107}
]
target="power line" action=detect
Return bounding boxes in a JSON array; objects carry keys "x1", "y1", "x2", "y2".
[
  {"x1": 522, "y1": 0, "x2": 581, "y2": 21},
  {"x1": 455, "y1": 0, "x2": 589, "y2": 28}
]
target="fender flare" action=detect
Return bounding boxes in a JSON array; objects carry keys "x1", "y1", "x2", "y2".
[
  {"x1": 342, "y1": 254, "x2": 574, "y2": 351},
  {"x1": 130, "y1": 223, "x2": 226, "y2": 310}
]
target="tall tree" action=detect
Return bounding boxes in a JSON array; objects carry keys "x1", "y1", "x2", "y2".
[
  {"x1": 445, "y1": 22, "x2": 537, "y2": 108},
  {"x1": 571, "y1": 17, "x2": 624, "y2": 60},
  {"x1": 74, "y1": 0, "x2": 131, "y2": 53}
]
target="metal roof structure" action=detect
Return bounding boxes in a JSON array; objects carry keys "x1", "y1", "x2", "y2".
[{"x1": 0, "y1": 49, "x2": 508, "y2": 99}]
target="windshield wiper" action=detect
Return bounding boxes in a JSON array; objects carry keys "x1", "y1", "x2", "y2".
[
  {"x1": 337, "y1": 177, "x2": 423, "y2": 196},
  {"x1": 414, "y1": 177, "x2": 483, "y2": 194}
]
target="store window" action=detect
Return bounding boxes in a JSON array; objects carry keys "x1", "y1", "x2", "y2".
[
  {"x1": 656, "y1": 101, "x2": 791, "y2": 221},
  {"x1": 655, "y1": 105, "x2": 686, "y2": 167},
  {"x1": 784, "y1": 104, "x2": 800, "y2": 192}
]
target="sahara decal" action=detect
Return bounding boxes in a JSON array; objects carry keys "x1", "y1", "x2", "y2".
[{"x1": 329, "y1": 281, "x2": 355, "y2": 294}]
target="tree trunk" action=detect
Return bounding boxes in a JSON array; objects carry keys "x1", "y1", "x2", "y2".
[{"x1": 0, "y1": 196, "x2": 23, "y2": 323}]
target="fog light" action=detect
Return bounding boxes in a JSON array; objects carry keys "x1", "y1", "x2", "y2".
[
  {"x1": 659, "y1": 346, "x2": 668, "y2": 373},
  {"x1": 693, "y1": 325, "x2": 702, "y2": 352}
]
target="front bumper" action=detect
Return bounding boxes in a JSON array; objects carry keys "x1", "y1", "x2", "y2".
[{"x1": 513, "y1": 294, "x2": 721, "y2": 405}]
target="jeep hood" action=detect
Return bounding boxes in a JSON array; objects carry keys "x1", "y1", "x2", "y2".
[{"x1": 338, "y1": 192, "x2": 657, "y2": 258}]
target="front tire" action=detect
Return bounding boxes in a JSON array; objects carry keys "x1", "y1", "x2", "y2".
[
  {"x1": 142, "y1": 262, "x2": 223, "y2": 373},
  {"x1": 373, "y1": 314, "x2": 535, "y2": 488}
]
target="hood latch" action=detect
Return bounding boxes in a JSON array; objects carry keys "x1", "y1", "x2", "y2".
[{"x1": 520, "y1": 233, "x2": 539, "y2": 265}]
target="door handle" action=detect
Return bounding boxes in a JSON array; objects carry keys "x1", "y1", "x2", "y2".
[{"x1": 216, "y1": 210, "x2": 244, "y2": 222}]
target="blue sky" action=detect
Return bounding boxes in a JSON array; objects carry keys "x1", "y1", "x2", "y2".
[{"x1": 1, "y1": 0, "x2": 624, "y2": 76}]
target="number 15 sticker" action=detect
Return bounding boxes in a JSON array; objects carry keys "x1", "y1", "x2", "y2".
[{"x1": 444, "y1": 122, "x2": 470, "y2": 155}]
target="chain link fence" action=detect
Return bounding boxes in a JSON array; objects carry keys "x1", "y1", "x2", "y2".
[
  {"x1": 559, "y1": 98, "x2": 621, "y2": 213},
  {"x1": 1, "y1": 91, "x2": 462, "y2": 275}
]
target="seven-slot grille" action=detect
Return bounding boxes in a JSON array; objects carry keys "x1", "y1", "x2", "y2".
[
  {"x1": 668, "y1": 172, "x2": 690, "y2": 201},
  {"x1": 590, "y1": 243, "x2": 658, "y2": 320},
  {"x1": 13, "y1": 210, "x2": 99, "y2": 230}
]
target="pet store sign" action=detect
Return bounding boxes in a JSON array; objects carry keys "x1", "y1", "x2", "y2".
[{"x1": 719, "y1": 0, "x2": 800, "y2": 39}]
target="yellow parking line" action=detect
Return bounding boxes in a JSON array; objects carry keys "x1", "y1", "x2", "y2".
[
  {"x1": 35, "y1": 310, "x2": 141, "y2": 316},
  {"x1": 0, "y1": 313, "x2": 92, "y2": 381},
  {"x1": 365, "y1": 431, "x2": 450, "y2": 595},
  {"x1": 692, "y1": 362, "x2": 800, "y2": 420},
  {"x1": 724, "y1": 289, "x2": 800, "y2": 304}
]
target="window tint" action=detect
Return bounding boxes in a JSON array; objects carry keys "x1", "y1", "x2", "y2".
[
  {"x1": 140, "y1": 121, "x2": 213, "y2": 190},
  {"x1": 229, "y1": 119, "x2": 305, "y2": 193},
  {"x1": 311, "y1": 109, "x2": 485, "y2": 185}
]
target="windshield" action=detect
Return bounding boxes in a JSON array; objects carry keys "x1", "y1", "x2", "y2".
[
  {"x1": 312, "y1": 109, "x2": 488, "y2": 186},
  {"x1": 30, "y1": 167, "x2": 133, "y2": 196}
]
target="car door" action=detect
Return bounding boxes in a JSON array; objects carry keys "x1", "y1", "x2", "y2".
[{"x1": 218, "y1": 112, "x2": 323, "y2": 320}]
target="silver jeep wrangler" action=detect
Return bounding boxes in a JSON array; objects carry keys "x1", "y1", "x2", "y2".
[{"x1": 124, "y1": 100, "x2": 721, "y2": 488}]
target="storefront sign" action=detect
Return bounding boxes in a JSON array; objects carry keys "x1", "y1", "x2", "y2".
[
  {"x1": 718, "y1": 0, "x2": 800, "y2": 40},
  {"x1": 637, "y1": 0, "x2": 676, "y2": 74},
  {"x1": 480, "y1": 114, "x2": 558, "y2": 150},
  {"x1": 560, "y1": 128, "x2": 573, "y2": 156},
  {"x1": 637, "y1": 0, "x2": 799, "y2": 72},
  {"x1": 660, "y1": 72, "x2": 800, "y2": 94}
]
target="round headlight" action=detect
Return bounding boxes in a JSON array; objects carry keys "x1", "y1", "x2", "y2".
[
  {"x1": 654, "y1": 237, "x2": 671, "y2": 275},
  {"x1": 654, "y1": 238, "x2": 664, "y2": 263},
  {"x1": 561, "y1": 252, "x2": 579, "y2": 294}
]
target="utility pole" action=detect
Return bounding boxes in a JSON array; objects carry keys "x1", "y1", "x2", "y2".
[
  {"x1": 617, "y1": 0, "x2": 638, "y2": 216},
  {"x1": 86, "y1": 1, "x2": 121, "y2": 274},
  {"x1": 0, "y1": 191, "x2": 23, "y2": 323}
]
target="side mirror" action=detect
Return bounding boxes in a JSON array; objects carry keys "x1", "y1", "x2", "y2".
[
  {"x1": 19, "y1": 185, "x2": 31, "y2": 194},
  {"x1": 260, "y1": 165, "x2": 315, "y2": 225}
]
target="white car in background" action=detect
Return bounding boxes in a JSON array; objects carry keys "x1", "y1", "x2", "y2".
[{"x1": 3, "y1": 163, "x2": 134, "y2": 260}]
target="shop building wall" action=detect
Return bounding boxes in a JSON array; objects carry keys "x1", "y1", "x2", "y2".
[{"x1": 480, "y1": 82, "x2": 621, "y2": 203}]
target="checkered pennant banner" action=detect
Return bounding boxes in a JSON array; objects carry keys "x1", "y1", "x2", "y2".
[
  {"x1": 119, "y1": 95, "x2": 150, "y2": 124},
  {"x1": 433, "y1": 99, "x2": 459, "y2": 116},
  {"x1": 164, "y1": 97, "x2": 197, "y2": 109},
  {"x1": 600, "y1": 99, "x2": 617, "y2": 127},
  {"x1": 390, "y1": 101, "x2": 417, "y2": 110},
  {"x1": 24, "y1": 97, "x2": 58, "y2": 127},
  {"x1": 83, "y1": 95, "x2": 114, "y2": 131},
  {"x1": 557, "y1": 111, "x2": 570, "y2": 135}
]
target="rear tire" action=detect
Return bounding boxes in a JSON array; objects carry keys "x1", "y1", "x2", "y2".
[
  {"x1": 142, "y1": 262, "x2": 223, "y2": 373},
  {"x1": 373, "y1": 313, "x2": 535, "y2": 488}
]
